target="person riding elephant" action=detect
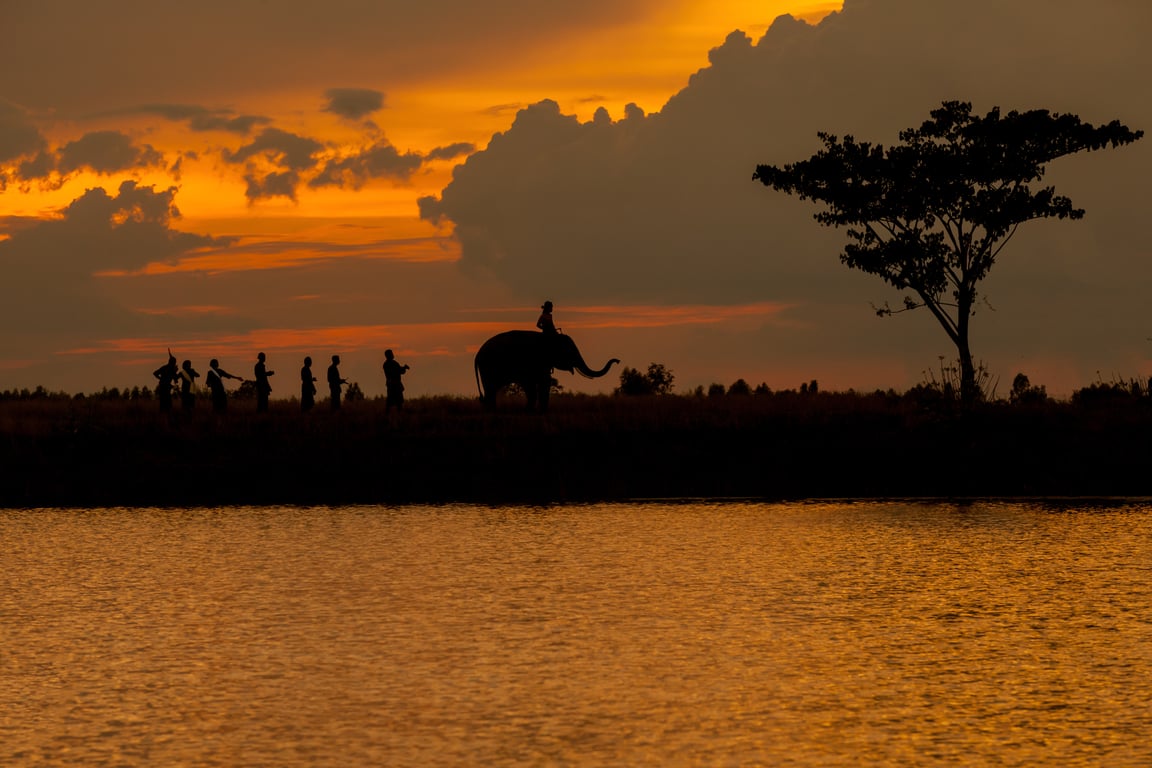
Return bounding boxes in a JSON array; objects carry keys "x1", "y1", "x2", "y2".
[{"x1": 474, "y1": 330, "x2": 619, "y2": 411}]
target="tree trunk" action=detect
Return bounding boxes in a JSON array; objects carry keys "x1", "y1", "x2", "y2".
[{"x1": 956, "y1": 289, "x2": 978, "y2": 405}]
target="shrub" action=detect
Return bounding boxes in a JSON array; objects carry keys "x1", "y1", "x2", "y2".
[
  {"x1": 616, "y1": 363, "x2": 675, "y2": 396},
  {"x1": 1009, "y1": 373, "x2": 1048, "y2": 405}
]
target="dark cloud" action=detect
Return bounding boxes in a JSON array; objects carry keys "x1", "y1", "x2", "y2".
[
  {"x1": 225, "y1": 126, "x2": 464, "y2": 200},
  {"x1": 0, "y1": 100, "x2": 45, "y2": 162},
  {"x1": 0, "y1": 181, "x2": 227, "y2": 339},
  {"x1": 323, "y1": 88, "x2": 385, "y2": 121},
  {"x1": 244, "y1": 171, "x2": 303, "y2": 203},
  {"x1": 110, "y1": 104, "x2": 272, "y2": 134},
  {"x1": 309, "y1": 141, "x2": 423, "y2": 190},
  {"x1": 421, "y1": 0, "x2": 1151, "y2": 380},
  {"x1": 0, "y1": 1, "x2": 669, "y2": 113},
  {"x1": 224, "y1": 128, "x2": 325, "y2": 201},
  {"x1": 226, "y1": 127, "x2": 324, "y2": 171},
  {"x1": 56, "y1": 130, "x2": 164, "y2": 175},
  {"x1": 424, "y1": 142, "x2": 475, "y2": 162}
]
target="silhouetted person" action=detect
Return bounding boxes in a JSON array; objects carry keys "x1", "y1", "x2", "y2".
[
  {"x1": 537, "y1": 300, "x2": 558, "y2": 335},
  {"x1": 382, "y1": 349, "x2": 410, "y2": 411},
  {"x1": 153, "y1": 353, "x2": 178, "y2": 412},
  {"x1": 300, "y1": 356, "x2": 318, "y2": 411},
  {"x1": 205, "y1": 358, "x2": 242, "y2": 413},
  {"x1": 327, "y1": 354, "x2": 347, "y2": 410},
  {"x1": 254, "y1": 352, "x2": 275, "y2": 412},
  {"x1": 179, "y1": 360, "x2": 200, "y2": 412}
]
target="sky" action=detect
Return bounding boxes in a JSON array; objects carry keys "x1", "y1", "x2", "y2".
[{"x1": 1, "y1": 0, "x2": 1148, "y2": 399}]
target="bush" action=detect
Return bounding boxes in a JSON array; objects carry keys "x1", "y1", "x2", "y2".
[
  {"x1": 1009, "y1": 373, "x2": 1048, "y2": 405},
  {"x1": 616, "y1": 363, "x2": 675, "y2": 396}
]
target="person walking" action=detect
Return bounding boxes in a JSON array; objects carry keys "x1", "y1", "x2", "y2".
[
  {"x1": 300, "y1": 356, "x2": 318, "y2": 411},
  {"x1": 179, "y1": 360, "x2": 200, "y2": 412},
  {"x1": 254, "y1": 352, "x2": 275, "y2": 412},
  {"x1": 153, "y1": 352, "x2": 178, "y2": 413},
  {"x1": 205, "y1": 359, "x2": 243, "y2": 413},
  {"x1": 327, "y1": 354, "x2": 347, "y2": 410},
  {"x1": 382, "y1": 349, "x2": 411, "y2": 412}
]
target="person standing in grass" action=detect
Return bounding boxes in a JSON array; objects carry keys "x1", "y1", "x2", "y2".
[
  {"x1": 254, "y1": 352, "x2": 275, "y2": 412},
  {"x1": 153, "y1": 353, "x2": 178, "y2": 412},
  {"x1": 382, "y1": 349, "x2": 410, "y2": 412},
  {"x1": 205, "y1": 359, "x2": 243, "y2": 413},
  {"x1": 300, "y1": 356, "x2": 318, "y2": 411},
  {"x1": 179, "y1": 360, "x2": 200, "y2": 412},
  {"x1": 327, "y1": 354, "x2": 347, "y2": 410}
]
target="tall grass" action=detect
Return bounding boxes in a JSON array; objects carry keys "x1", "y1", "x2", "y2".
[{"x1": 3, "y1": 388, "x2": 1151, "y2": 507}]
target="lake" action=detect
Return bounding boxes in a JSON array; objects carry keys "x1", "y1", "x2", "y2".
[{"x1": 3, "y1": 501, "x2": 1150, "y2": 766}]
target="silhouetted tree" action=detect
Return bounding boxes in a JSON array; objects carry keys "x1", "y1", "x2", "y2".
[
  {"x1": 616, "y1": 363, "x2": 675, "y2": 396},
  {"x1": 1009, "y1": 373, "x2": 1048, "y2": 405},
  {"x1": 754, "y1": 101, "x2": 1143, "y2": 403},
  {"x1": 345, "y1": 382, "x2": 365, "y2": 402},
  {"x1": 645, "y1": 363, "x2": 675, "y2": 395},
  {"x1": 728, "y1": 378, "x2": 752, "y2": 396},
  {"x1": 707, "y1": 383, "x2": 726, "y2": 398}
]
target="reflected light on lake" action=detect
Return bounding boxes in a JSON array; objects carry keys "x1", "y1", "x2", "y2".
[{"x1": 2, "y1": 501, "x2": 1151, "y2": 766}]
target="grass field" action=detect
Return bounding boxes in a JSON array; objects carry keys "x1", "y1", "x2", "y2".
[{"x1": 3, "y1": 387, "x2": 1152, "y2": 507}]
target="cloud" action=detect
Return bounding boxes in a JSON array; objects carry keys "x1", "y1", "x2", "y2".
[
  {"x1": 224, "y1": 128, "x2": 325, "y2": 202},
  {"x1": 111, "y1": 104, "x2": 272, "y2": 134},
  {"x1": 56, "y1": 130, "x2": 165, "y2": 175},
  {"x1": 425, "y1": 142, "x2": 475, "y2": 162},
  {"x1": 226, "y1": 127, "x2": 324, "y2": 171},
  {"x1": 323, "y1": 88, "x2": 385, "y2": 121},
  {"x1": 225, "y1": 123, "x2": 470, "y2": 201},
  {"x1": 0, "y1": 100, "x2": 45, "y2": 162},
  {"x1": 0, "y1": 1, "x2": 670, "y2": 113},
  {"x1": 0, "y1": 101, "x2": 47, "y2": 190},
  {"x1": 309, "y1": 141, "x2": 424, "y2": 190},
  {"x1": 420, "y1": 0, "x2": 1152, "y2": 378},
  {"x1": 0, "y1": 181, "x2": 226, "y2": 340}
]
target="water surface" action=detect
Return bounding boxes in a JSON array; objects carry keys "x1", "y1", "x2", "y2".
[{"x1": 3, "y1": 501, "x2": 1151, "y2": 766}]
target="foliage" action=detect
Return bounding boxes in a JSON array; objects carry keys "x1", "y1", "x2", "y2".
[
  {"x1": 1009, "y1": 373, "x2": 1048, "y2": 405},
  {"x1": 234, "y1": 380, "x2": 257, "y2": 399},
  {"x1": 616, "y1": 363, "x2": 675, "y2": 396},
  {"x1": 910, "y1": 356, "x2": 998, "y2": 405},
  {"x1": 1071, "y1": 376, "x2": 1151, "y2": 408},
  {"x1": 754, "y1": 100, "x2": 1143, "y2": 403},
  {"x1": 727, "y1": 378, "x2": 752, "y2": 396},
  {"x1": 345, "y1": 382, "x2": 365, "y2": 402}
]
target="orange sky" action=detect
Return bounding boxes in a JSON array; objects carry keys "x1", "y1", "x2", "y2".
[{"x1": 2, "y1": 0, "x2": 1149, "y2": 398}]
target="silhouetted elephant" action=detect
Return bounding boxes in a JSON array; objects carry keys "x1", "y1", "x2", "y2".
[{"x1": 475, "y1": 331, "x2": 620, "y2": 411}]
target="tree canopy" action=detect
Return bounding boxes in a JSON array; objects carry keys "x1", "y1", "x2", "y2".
[{"x1": 753, "y1": 100, "x2": 1143, "y2": 402}]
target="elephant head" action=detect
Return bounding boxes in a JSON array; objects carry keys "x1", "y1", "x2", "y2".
[
  {"x1": 475, "y1": 330, "x2": 620, "y2": 410},
  {"x1": 549, "y1": 333, "x2": 620, "y2": 378}
]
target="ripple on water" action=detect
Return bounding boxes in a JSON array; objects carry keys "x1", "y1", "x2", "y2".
[{"x1": 2, "y1": 501, "x2": 1151, "y2": 766}]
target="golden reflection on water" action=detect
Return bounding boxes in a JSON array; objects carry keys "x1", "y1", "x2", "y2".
[{"x1": 2, "y1": 501, "x2": 1151, "y2": 766}]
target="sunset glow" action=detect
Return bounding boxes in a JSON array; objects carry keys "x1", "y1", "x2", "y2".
[{"x1": 2, "y1": 0, "x2": 1149, "y2": 398}]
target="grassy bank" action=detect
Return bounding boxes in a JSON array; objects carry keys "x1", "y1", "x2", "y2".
[{"x1": 3, "y1": 390, "x2": 1152, "y2": 507}]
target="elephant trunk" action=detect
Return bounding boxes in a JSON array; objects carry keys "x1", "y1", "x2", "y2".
[{"x1": 575, "y1": 357, "x2": 621, "y2": 379}]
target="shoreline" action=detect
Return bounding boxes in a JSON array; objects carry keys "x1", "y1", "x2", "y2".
[{"x1": 4, "y1": 393, "x2": 1152, "y2": 508}]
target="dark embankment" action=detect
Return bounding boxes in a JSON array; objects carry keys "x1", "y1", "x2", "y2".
[{"x1": 2, "y1": 391, "x2": 1151, "y2": 507}]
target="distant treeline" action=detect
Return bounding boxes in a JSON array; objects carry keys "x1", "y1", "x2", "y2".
[{"x1": 4, "y1": 368, "x2": 1152, "y2": 407}]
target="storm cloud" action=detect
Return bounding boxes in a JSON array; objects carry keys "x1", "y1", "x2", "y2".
[
  {"x1": 0, "y1": 181, "x2": 226, "y2": 341},
  {"x1": 420, "y1": 0, "x2": 1152, "y2": 380}
]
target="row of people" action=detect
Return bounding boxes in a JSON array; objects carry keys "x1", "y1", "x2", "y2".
[
  {"x1": 153, "y1": 350, "x2": 410, "y2": 414},
  {"x1": 153, "y1": 300, "x2": 554, "y2": 414}
]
